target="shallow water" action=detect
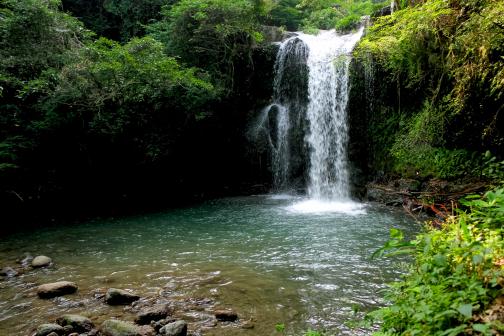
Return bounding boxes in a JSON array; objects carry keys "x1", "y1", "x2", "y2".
[{"x1": 0, "y1": 196, "x2": 418, "y2": 335}]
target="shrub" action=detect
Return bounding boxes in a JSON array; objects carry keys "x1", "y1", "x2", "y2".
[{"x1": 371, "y1": 188, "x2": 504, "y2": 335}]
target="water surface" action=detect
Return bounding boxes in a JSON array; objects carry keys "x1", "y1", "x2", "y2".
[{"x1": 0, "y1": 196, "x2": 417, "y2": 335}]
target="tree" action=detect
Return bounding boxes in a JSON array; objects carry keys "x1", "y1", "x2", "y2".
[
  {"x1": 62, "y1": 0, "x2": 169, "y2": 41},
  {"x1": 148, "y1": 0, "x2": 264, "y2": 93}
]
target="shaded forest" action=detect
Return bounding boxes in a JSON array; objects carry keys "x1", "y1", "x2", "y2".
[{"x1": 1, "y1": 0, "x2": 502, "y2": 224}]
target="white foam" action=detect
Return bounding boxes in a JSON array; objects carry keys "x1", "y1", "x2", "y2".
[{"x1": 287, "y1": 199, "x2": 366, "y2": 215}]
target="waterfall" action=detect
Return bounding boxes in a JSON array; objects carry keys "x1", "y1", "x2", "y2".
[
  {"x1": 256, "y1": 27, "x2": 364, "y2": 201},
  {"x1": 254, "y1": 36, "x2": 309, "y2": 191},
  {"x1": 300, "y1": 27, "x2": 364, "y2": 200}
]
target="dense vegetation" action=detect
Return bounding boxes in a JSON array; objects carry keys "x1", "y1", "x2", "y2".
[
  {"x1": 351, "y1": 0, "x2": 504, "y2": 181},
  {"x1": 1, "y1": 0, "x2": 503, "y2": 334},
  {"x1": 345, "y1": 1, "x2": 504, "y2": 334},
  {"x1": 0, "y1": 0, "x2": 269, "y2": 223},
  {"x1": 371, "y1": 187, "x2": 504, "y2": 335},
  {"x1": 0, "y1": 0, "x2": 393, "y2": 225}
]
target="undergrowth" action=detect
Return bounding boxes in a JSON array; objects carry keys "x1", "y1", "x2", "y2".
[
  {"x1": 354, "y1": 0, "x2": 504, "y2": 180},
  {"x1": 371, "y1": 187, "x2": 504, "y2": 335}
]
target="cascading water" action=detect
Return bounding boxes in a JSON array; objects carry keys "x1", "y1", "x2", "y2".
[
  {"x1": 300, "y1": 27, "x2": 365, "y2": 200},
  {"x1": 253, "y1": 36, "x2": 308, "y2": 191},
  {"x1": 256, "y1": 27, "x2": 364, "y2": 206}
]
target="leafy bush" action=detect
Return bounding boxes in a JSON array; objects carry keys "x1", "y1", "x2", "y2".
[
  {"x1": 268, "y1": 0, "x2": 304, "y2": 30},
  {"x1": 371, "y1": 188, "x2": 504, "y2": 335},
  {"x1": 298, "y1": 0, "x2": 387, "y2": 33},
  {"x1": 44, "y1": 36, "x2": 215, "y2": 161},
  {"x1": 61, "y1": 0, "x2": 166, "y2": 41},
  {"x1": 354, "y1": 0, "x2": 504, "y2": 176},
  {"x1": 148, "y1": 0, "x2": 263, "y2": 93}
]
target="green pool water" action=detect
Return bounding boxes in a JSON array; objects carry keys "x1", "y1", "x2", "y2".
[{"x1": 0, "y1": 195, "x2": 418, "y2": 335}]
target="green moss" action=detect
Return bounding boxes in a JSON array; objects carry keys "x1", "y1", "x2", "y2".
[{"x1": 353, "y1": 0, "x2": 504, "y2": 180}]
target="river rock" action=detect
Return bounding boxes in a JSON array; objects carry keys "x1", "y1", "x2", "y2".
[
  {"x1": 32, "y1": 255, "x2": 52, "y2": 268},
  {"x1": 35, "y1": 323, "x2": 65, "y2": 336},
  {"x1": 101, "y1": 320, "x2": 142, "y2": 336},
  {"x1": 214, "y1": 309, "x2": 238, "y2": 322},
  {"x1": 46, "y1": 333, "x2": 59, "y2": 336},
  {"x1": 0, "y1": 266, "x2": 18, "y2": 277},
  {"x1": 37, "y1": 281, "x2": 78, "y2": 299},
  {"x1": 62, "y1": 325, "x2": 74, "y2": 334},
  {"x1": 105, "y1": 288, "x2": 140, "y2": 305},
  {"x1": 135, "y1": 304, "x2": 170, "y2": 325},
  {"x1": 56, "y1": 314, "x2": 94, "y2": 332},
  {"x1": 159, "y1": 320, "x2": 187, "y2": 336},
  {"x1": 20, "y1": 253, "x2": 33, "y2": 267}
]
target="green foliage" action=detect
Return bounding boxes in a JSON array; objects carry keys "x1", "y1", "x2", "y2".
[
  {"x1": 357, "y1": 0, "x2": 452, "y2": 87},
  {"x1": 0, "y1": 0, "x2": 90, "y2": 180},
  {"x1": 61, "y1": 0, "x2": 167, "y2": 41},
  {"x1": 304, "y1": 331, "x2": 323, "y2": 336},
  {"x1": 299, "y1": 0, "x2": 387, "y2": 32},
  {"x1": 0, "y1": 0, "x2": 220, "y2": 208},
  {"x1": 371, "y1": 188, "x2": 504, "y2": 335},
  {"x1": 268, "y1": 0, "x2": 304, "y2": 30},
  {"x1": 481, "y1": 151, "x2": 504, "y2": 183},
  {"x1": 148, "y1": 0, "x2": 263, "y2": 93},
  {"x1": 44, "y1": 36, "x2": 215, "y2": 161},
  {"x1": 372, "y1": 228, "x2": 415, "y2": 258},
  {"x1": 447, "y1": 0, "x2": 504, "y2": 116},
  {"x1": 0, "y1": 0, "x2": 89, "y2": 80},
  {"x1": 354, "y1": 0, "x2": 504, "y2": 179}
]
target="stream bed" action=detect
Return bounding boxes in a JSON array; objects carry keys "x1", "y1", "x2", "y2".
[{"x1": 0, "y1": 195, "x2": 418, "y2": 335}]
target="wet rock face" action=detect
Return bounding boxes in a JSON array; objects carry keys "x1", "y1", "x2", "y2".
[
  {"x1": 158, "y1": 320, "x2": 187, "y2": 336},
  {"x1": 135, "y1": 304, "x2": 170, "y2": 325},
  {"x1": 35, "y1": 323, "x2": 64, "y2": 336},
  {"x1": 56, "y1": 314, "x2": 94, "y2": 333},
  {"x1": 32, "y1": 256, "x2": 52, "y2": 268},
  {"x1": 105, "y1": 288, "x2": 140, "y2": 305},
  {"x1": 36, "y1": 281, "x2": 78, "y2": 299}
]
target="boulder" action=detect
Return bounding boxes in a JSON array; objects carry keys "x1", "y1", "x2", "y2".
[
  {"x1": 0, "y1": 266, "x2": 18, "y2": 277},
  {"x1": 214, "y1": 309, "x2": 238, "y2": 322},
  {"x1": 32, "y1": 256, "x2": 52, "y2": 268},
  {"x1": 37, "y1": 281, "x2": 78, "y2": 299},
  {"x1": 105, "y1": 288, "x2": 140, "y2": 305},
  {"x1": 56, "y1": 314, "x2": 94, "y2": 332},
  {"x1": 135, "y1": 304, "x2": 170, "y2": 325},
  {"x1": 62, "y1": 325, "x2": 74, "y2": 334},
  {"x1": 159, "y1": 321, "x2": 187, "y2": 336},
  {"x1": 150, "y1": 318, "x2": 175, "y2": 333},
  {"x1": 101, "y1": 320, "x2": 142, "y2": 336},
  {"x1": 35, "y1": 323, "x2": 64, "y2": 336}
]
